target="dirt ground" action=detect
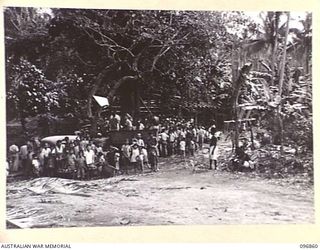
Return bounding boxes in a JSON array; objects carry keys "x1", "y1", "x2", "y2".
[{"x1": 6, "y1": 141, "x2": 314, "y2": 228}]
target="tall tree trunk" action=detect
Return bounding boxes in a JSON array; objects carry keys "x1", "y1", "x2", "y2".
[
  {"x1": 87, "y1": 63, "x2": 119, "y2": 118},
  {"x1": 277, "y1": 12, "x2": 290, "y2": 153},
  {"x1": 271, "y1": 13, "x2": 280, "y2": 86},
  {"x1": 86, "y1": 63, "x2": 120, "y2": 136},
  {"x1": 232, "y1": 63, "x2": 252, "y2": 148}
]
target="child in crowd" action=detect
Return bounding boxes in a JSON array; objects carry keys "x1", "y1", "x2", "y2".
[
  {"x1": 84, "y1": 145, "x2": 95, "y2": 178},
  {"x1": 189, "y1": 140, "x2": 195, "y2": 156},
  {"x1": 141, "y1": 146, "x2": 150, "y2": 170},
  {"x1": 76, "y1": 150, "x2": 87, "y2": 180},
  {"x1": 66, "y1": 149, "x2": 77, "y2": 179},
  {"x1": 31, "y1": 154, "x2": 41, "y2": 177},
  {"x1": 96, "y1": 152, "x2": 106, "y2": 175},
  {"x1": 130, "y1": 141, "x2": 141, "y2": 173},
  {"x1": 179, "y1": 138, "x2": 186, "y2": 160},
  {"x1": 148, "y1": 145, "x2": 158, "y2": 172}
]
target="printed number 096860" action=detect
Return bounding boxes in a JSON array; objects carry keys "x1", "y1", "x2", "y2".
[{"x1": 300, "y1": 244, "x2": 318, "y2": 248}]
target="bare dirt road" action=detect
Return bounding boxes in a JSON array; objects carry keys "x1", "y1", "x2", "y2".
[{"x1": 6, "y1": 147, "x2": 314, "y2": 228}]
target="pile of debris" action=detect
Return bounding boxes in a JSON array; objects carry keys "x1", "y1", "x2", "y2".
[{"x1": 221, "y1": 144, "x2": 313, "y2": 184}]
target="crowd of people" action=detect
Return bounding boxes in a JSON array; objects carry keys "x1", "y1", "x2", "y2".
[{"x1": 7, "y1": 115, "x2": 221, "y2": 179}]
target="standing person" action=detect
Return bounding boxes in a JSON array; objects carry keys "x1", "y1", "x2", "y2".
[
  {"x1": 189, "y1": 140, "x2": 196, "y2": 157},
  {"x1": 84, "y1": 145, "x2": 96, "y2": 178},
  {"x1": 76, "y1": 150, "x2": 87, "y2": 180},
  {"x1": 209, "y1": 132, "x2": 220, "y2": 170},
  {"x1": 31, "y1": 154, "x2": 41, "y2": 177},
  {"x1": 110, "y1": 113, "x2": 121, "y2": 131},
  {"x1": 39, "y1": 143, "x2": 51, "y2": 176},
  {"x1": 8, "y1": 144, "x2": 20, "y2": 173},
  {"x1": 66, "y1": 149, "x2": 77, "y2": 179},
  {"x1": 121, "y1": 139, "x2": 131, "y2": 174},
  {"x1": 20, "y1": 141, "x2": 33, "y2": 175},
  {"x1": 160, "y1": 129, "x2": 169, "y2": 157},
  {"x1": 148, "y1": 145, "x2": 158, "y2": 172},
  {"x1": 19, "y1": 143, "x2": 29, "y2": 172},
  {"x1": 130, "y1": 141, "x2": 141, "y2": 173},
  {"x1": 185, "y1": 128, "x2": 193, "y2": 156},
  {"x1": 179, "y1": 137, "x2": 186, "y2": 160},
  {"x1": 84, "y1": 145, "x2": 95, "y2": 168},
  {"x1": 198, "y1": 126, "x2": 205, "y2": 150},
  {"x1": 47, "y1": 153, "x2": 55, "y2": 177},
  {"x1": 114, "y1": 151, "x2": 121, "y2": 175},
  {"x1": 124, "y1": 114, "x2": 133, "y2": 130},
  {"x1": 33, "y1": 138, "x2": 41, "y2": 153},
  {"x1": 26, "y1": 142, "x2": 34, "y2": 177},
  {"x1": 96, "y1": 152, "x2": 106, "y2": 176},
  {"x1": 192, "y1": 126, "x2": 198, "y2": 150},
  {"x1": 168, "y1": 129, "x2": 176, "y2": 156},
  {"x1": 62, "y1": 137, "x2": 71, "y2": 151},
  {"x1": 73, "y1": 140, "x2": 80, "y2": 157},
  {"x1": 147, "y1": 133, "x2": 159, "y2": 171},
  {"x1": 147, "y1": 132, "x2": 159, "y2": 155},
  {"x1": 141, "y1": 146, "x2": 150, "y2": 170},
  {"x1": 79, "y1": 135, "x2": 88, "y2": 151},
  {"x1": 89, "y1": 140, "x2": 97, "y2": 153},
  {"x1": 136, "y1": 133, "x2": 145, "y2": 148},
  {"x1": 52, "y1": 140, "x2": 64, "y2": 172},
  {"x1": 209, "y1": 122, "x2": 217, "y2": 137}
]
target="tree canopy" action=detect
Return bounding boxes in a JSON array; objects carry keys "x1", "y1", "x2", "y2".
[{"x1": 5, "y1": 8, "x2": 312, "y2": 149}]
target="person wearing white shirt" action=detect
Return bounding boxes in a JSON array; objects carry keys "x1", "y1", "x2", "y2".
[
  {"x1": 179, "y1": 139, "x2": 186, "y2": 159},
  {"x1": 9, "y1": 144, "x2": 19, "y2": 172},
  {"x1": 160, "y1": 130, "x2": 169, "y2": 157},
  {"x1": 136, "y1": 133, "x2": 145, "y2": 148},
  {"x1": 84, "y1": 145, "x2": 95, "y2": 167},
  {"x1": 39, "y1": 143, "x2": 51, "y2": 175}
]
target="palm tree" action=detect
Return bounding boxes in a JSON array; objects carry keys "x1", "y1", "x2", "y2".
[
  {"x1": 287, "y1": 12, "x2": 312, "y2": 75},
  {"x1": 277, "y1": 12, "x2": 290, "y2": 153},
  {"x1": 242, "y1": 12, "x2": 284, "y2": 85}
]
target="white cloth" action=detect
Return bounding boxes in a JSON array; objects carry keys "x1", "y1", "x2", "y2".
[
  {"x1": 138, "y1": 123, "x2": 145, "y2": 130},
  {"x1": 209, "y1": 146, "x2": 219, "y2": 160},
  {"x1": 32, "y1": 159, "x2": 41, "y2": 170},
  {"x1": 179, "y1": 140, "x2": 186, "y2": 151},
  {"x1": 160, "y1": 132, "x2": 169, "y2": 141},
  {"x1": 9, "y1": 144, "x2": 19, "y2": 154},
  {"x1": 137, "y1": 139, "x2": 145, "y2": 147},
  {"x1": 84, "y1": 150, "x2": 95, "y2": 165},
  {"x1": 40, "y1": 148, "x2": 51, "y2": 158},
  {"x1": 130, "y1": 147, "x2": 140, "y2": 163}
]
